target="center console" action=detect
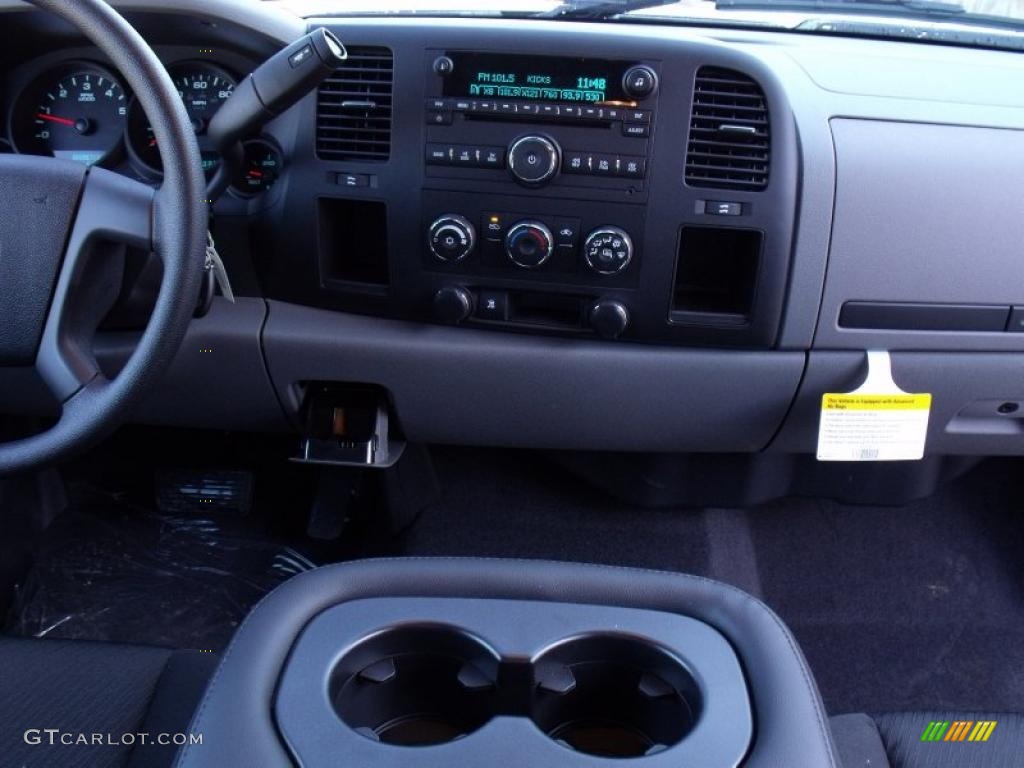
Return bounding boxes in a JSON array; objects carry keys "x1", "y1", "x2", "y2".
[
  {"x1": 256, "y1": 23, "x2": 799, "y2": 349},
  {"x1": 175, "y1": 559, "x2": 839, "y2": 768}
]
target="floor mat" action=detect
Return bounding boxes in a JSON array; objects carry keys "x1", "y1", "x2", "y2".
[
  {"x1": 750, "y1": 460, "x2": 1024, "y2": 714},
  {"x1": 400, "y1": 449, "x2": 1024, "y2": 715},
  {"x1": 4, "y1": 486, "x2": 316, "y2": 650},
  {"x1": 400, "y1": 447, "x2": 712, "y2": 572}
]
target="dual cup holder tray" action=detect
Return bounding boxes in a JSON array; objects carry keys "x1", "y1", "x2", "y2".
[{"x1": 275, "y1": 597, "x2": 752, "y2": 767}]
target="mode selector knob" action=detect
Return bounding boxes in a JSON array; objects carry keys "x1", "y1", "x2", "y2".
[
  {"x1": 584, "y1": 227, "x2": 634, "y2": 275},
  {"x1": 508, "y1": 135, "x2": 560, "y2": 186},
  {"x1": 428, "y1": 214, "x2": 476, "y2": 262},
  {"x1": 505, "y1": 221, "x2": 554, "y2": 269}
]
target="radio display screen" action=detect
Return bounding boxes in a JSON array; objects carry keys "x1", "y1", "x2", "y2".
[{"x1": 444, "y1": 53, "x2": 630, "y2": 104}]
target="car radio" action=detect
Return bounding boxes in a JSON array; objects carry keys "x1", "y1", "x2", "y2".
[
  {"x1": 418, "y1": 51, "x2": 659, "y2": 334},
  {"x1": 423, "y1": 51, "x2": 659, "y2": 191}
]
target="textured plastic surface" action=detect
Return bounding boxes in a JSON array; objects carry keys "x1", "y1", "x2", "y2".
[
  {"x1": 772, "y1": 351, "x2": 1024, "y2": 456},
  {"x1": 94, "y1": 298, "x2": 289, "y2": 432},
  {"x1": 275, "y1": 597, "x2": 751, "y2": 768},
  {"x1": 816, "y1": 119, "x2": 1024, "y2": 351},
  {"x1": 0, "y1": 156, "x2": 84, "y2": 365},
  {"x1": 261, "y1": 300, "x2": 805, "y2": 451}
]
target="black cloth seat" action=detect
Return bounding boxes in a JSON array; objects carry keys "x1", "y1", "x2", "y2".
[
  {"x1": 0, "y1": 637, "x2": 217, "y2": 768},
  {"x1": 832, "y1": 712, "x2": 1024, "y2": 768}
]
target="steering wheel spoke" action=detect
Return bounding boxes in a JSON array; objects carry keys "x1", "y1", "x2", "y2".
[
  {"x1": 35, "y1": 168, "x2": 156, "y2": 403},
  {"x1": 1, "y1": 0, "x2": 207, "y2": 475}
]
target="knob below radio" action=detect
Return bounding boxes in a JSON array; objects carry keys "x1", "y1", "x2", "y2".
[
  {"x1": 433, "y1": 286, "x2": 474, "y2": 324},
  {"x1": 508, "y1": 135, "x2": 560, "y2": 186},
  {"x1": 583, "y1": 226, "x2": 634, "y2": 275},
  {"x1": 589, "y1": 299, "x2": 630, "y2": 339},
  {"x1": 428, "y1": 214, "x2": 476, "y2": 262},
  {"x1": 505, "y1": 221, "x2": 555, "y2": 269}
]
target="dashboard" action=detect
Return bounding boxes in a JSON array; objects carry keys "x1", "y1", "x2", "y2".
[{"x1": 3, "y1": 0, "x2": 1024, "y2": 460}]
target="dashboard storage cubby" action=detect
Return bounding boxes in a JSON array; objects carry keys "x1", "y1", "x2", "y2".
[
  {"x1": 276, "y1": 597, "x2": 751, "y2": 768},
  {"x1": 672, "y1": 226, "x2": 762, "y2": 321}
]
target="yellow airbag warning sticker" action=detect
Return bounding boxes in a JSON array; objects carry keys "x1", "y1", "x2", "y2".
[{"x1": 817, "y1": 351, "x2": 932, "y2": 462}]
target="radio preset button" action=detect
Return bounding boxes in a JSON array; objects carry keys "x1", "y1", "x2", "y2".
[
  {"x1": 426, "y1": 144, "x2": 451, "y2": 165},
  {"x1": 481, "y1": 147, "x2": 505, "y2": 167},
  {"x1": 560, "y1": 152, "x2": 646, "y2": 180},
  {"x1": 593, "y1": 155, "x2": 616, "y2": 175},
  {"x1": 563, "y1": 151, "x2": 587, "y2": 174},
  {"x1": 620, "y1": 157, "x2": 646, "y2": 178}
]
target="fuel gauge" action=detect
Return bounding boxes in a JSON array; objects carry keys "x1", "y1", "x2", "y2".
[{"x1": 230, "y1": 140, "x2": 282, "y2": 197}]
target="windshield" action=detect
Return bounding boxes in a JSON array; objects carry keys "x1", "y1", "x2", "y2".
[{"x1": 273, "y1": 0, "x2": 1024, "y2": 51}]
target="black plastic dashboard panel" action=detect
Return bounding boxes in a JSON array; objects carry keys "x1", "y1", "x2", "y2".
[{"x1": 251, "y1": 18, "x2": 800, "y2": 349}]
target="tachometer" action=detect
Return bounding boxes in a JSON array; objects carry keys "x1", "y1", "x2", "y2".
[
  {"x1": 126, "y1": 63, "x2": 235, "y2": 176},
  {"x1": 10, "y1": 64, "x2": 127, "y2": 166}
]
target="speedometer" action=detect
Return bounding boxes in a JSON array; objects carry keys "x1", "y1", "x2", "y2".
[
  {"x1": 10, "y1": 64, "x2": 126, "y2": 166},
  {"x1": 126, "y1": 62, "x2": 235, "y2": 176}
]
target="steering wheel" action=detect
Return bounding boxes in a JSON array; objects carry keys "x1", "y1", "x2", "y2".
[{"x1": 0, "y1": 0, "x2": 207, "y2": 474}]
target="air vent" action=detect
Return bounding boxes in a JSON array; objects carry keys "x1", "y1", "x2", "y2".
[
  {"x1": 685, "y1": 67, "x2": 770, "y2": 191},
  {"x1": 316, "y1": 46, "x2": 393, "y2": 162}
]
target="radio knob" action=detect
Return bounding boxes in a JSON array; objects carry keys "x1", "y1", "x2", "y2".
[
  {"x1": 508, "y1": 135, "x2": 560, "y2": 186},
  {"x1": 589, "y1": 300, "x2": 630, "y2": 339},
  {"x1": 583, "y1": 226, "x2": 634, "y2": 275},
  {"x1": 622, "y1": 65, "x2": 658, "y2": 99},
  {"x1": 428, "y1": 214, "x2": 476, "y2": 262},
  {"x1": 505, "y1": 221, "x2": 554, "y2": 269}
]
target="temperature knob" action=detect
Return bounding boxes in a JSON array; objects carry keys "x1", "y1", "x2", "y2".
[
  {"x1": 508, "y1": 135, "x2": 560, "y2": 186},
  {"x1": 428, "y1": 214, "x2": 476, "y2": 262},
  {"x1": 583, "y1": 227, "x2": 634, "y2": 275},
  {"x1": 505, "y1": 221, "x2": 554, "y2": 269}
]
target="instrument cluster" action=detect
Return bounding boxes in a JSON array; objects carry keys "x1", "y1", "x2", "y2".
[{"x1": 4, "y1": 58, "x2": 281, "y2": 198}]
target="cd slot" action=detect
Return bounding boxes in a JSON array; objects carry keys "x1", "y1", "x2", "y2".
[{"x1": 463, "y1": 112, "x2": 612, "y2": 129}]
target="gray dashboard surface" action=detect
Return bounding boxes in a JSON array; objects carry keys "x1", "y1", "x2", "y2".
[
  {"x1": 261, "y1": 300, "x2": 805, "y2": 451},
  {"x1": 814, "y1": 118, "x2": 1024, "y2": 352}
]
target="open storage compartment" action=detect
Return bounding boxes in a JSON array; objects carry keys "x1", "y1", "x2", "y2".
[
  {"x1": 671, "y1": 226, "x2": 761, "y2": 323},
  {"x1": 276, "y1": 597, "x2": 750, "y2": 768}
]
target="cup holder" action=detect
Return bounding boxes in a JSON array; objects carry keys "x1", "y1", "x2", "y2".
[
  {"x1": 531, "y1": 634, "x2": 701, "y2": 758},
  {"x1": 330, "y1": 625, "x2": 500, "y2": 746}
]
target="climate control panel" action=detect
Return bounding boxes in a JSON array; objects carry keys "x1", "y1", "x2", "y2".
[{"x1": 425, "y1": 210, "x2": 637, "y2": 280}]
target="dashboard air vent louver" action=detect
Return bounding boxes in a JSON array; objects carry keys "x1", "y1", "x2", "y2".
[
  {"x1": 316, "y1": 46, "x2": 393, "y2": 162},
  {"x1": 685, "y1": 66, "x2": 770, "y2": 191}
]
